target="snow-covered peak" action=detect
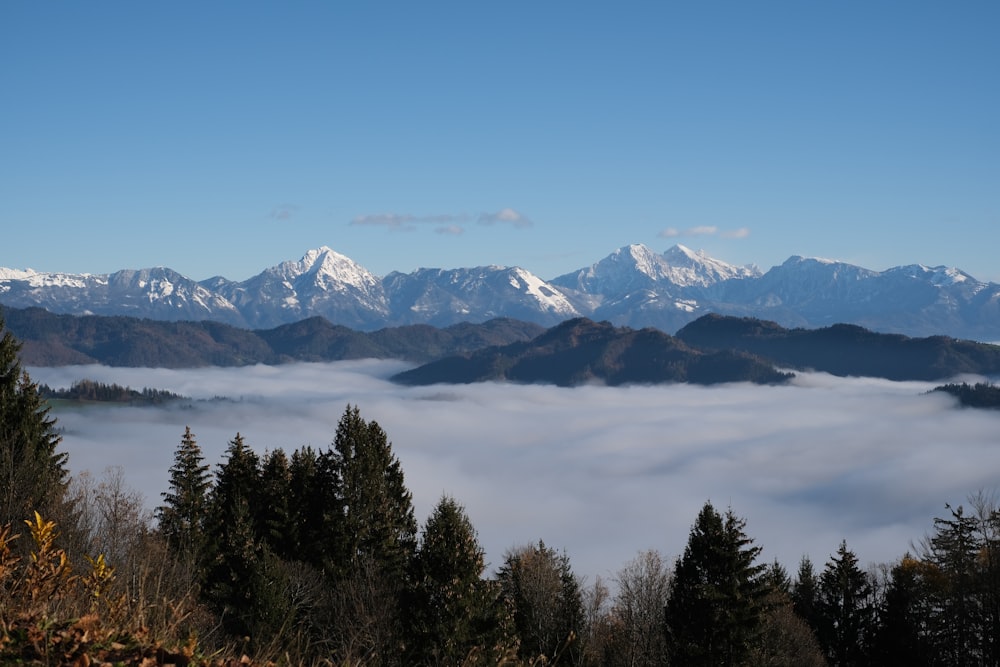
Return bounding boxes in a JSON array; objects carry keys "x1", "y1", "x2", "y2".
[
  {"x1": 0, "y1": 267, "x2": 37, "y2": 280},
  {"x1": 661, "y1": 244, "x2": 761, "y2": 284},
  {"x1": 885, "y1": 264, "x2": 975, "y2": 287},
  {"x1": 266, "y1": 246, "x2": 380, "y2": 288}
]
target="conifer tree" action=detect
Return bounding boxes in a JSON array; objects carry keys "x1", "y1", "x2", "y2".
[
  {"x1": 792, "y1": 555, "x2": 821, "y2": 630},
  {"x1": 664, "y1": 502, "x2": 766, "y2": 667},
  {"x1": 258, "y1": 448, "x2": 293, "y2": 558},
  {"x1": 0, "y1": 316, "x2": 67, "y2": 525},
  {"x1": 816, "y1": 540, "x2": 874, "y2": 666},
  {"x1": 324, "y1": 405, "x2": 417, "y2": 580},
  {"x1": 407, "y1": 495, "x2": 510, "y2": 664},
  {"x1": 156, "y1": 426, "x2": 211, "y2": 560}
]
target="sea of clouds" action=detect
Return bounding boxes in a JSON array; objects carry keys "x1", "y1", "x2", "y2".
[{"x1": 28, "y1": 361, "x2": 1000, "y2": 584}]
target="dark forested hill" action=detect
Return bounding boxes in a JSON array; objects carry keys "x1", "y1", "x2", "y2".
[
  {"x1": 676, "y1": 313, "x2": 1000, "y2": 381},
  {"x1": 391, "y1": 318, "x2": 793, "y2": 387},
  {"x1": 0, "y1": 306, "x2": 545, "y2": 368}
]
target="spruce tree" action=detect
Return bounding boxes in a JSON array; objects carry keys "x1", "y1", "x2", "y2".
[
  {"x1": 0, "y1": 316, "x2": 68, "y2": 525},
  {"x1": 324, "y1": 405, "x2": 417, "y2": 580},
  {"x1": 407, "y1": 495, "x2": 510, "y2": 664},
  {"x1": 664, "y1": 502, "x2": 766, "y2": 667},
  {"x1": 816, "y1": 540, "x2": 874, "y2": 666},
  {"x1": 156, "y1": 426, "x2": 211, "y2": 560}
]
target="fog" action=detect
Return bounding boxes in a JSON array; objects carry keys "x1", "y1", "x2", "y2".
[{"x1": 29, "y1": 361, "x2": 1000, "y2": 582}]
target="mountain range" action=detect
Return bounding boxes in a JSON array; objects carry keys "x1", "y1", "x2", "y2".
[{"x1": 2, "y1": 244, "x2": 999, "y2": 340}]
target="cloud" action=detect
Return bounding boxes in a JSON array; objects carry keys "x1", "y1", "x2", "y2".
[
  {"x1": 30, "y1": 362, "x2": 1000, "y2": 584},
  {"x1": 477, "y1": 208, "x2": 534, "y2": 228},
  {"x1": 351, "y1": 209, "x2": 534, "y2": 233},
  {"x1": 268, "y1": 204, "x2": 298, "y2": 221},
  {"x1": 659, "y1": 225, "x2": 750, "y2": 240}
]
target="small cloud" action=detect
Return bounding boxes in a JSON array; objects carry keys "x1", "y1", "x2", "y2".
[
  {"x1": 351, "y1": 213, "x2": 417, "y2": 229},
  {"x1": 269, "y1": 204, "x2": 299, "y2": 221},
  {"x1": 351, "y1": 212, "x2": 473, "y2": 232},
  {"x1": 478, "y1": 208, "x2": 534, "y2": 228},
  {"x1": 435, "y1": 225, "x2": 465, "y2": 236},
  {"x1": 658, "y1": 225, "x2": 749, "y2": 240}
]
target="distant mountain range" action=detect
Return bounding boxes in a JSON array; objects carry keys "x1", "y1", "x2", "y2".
[
  {"x1": 5, "y1": 306, "x2": 999, "y2": 386},
  {"x1": 2, "y1": 244, "x2": 999, "y2": 340}
]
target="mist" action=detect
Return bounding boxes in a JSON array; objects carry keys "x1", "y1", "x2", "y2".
[{"x1": 29, "y1": 361, "x2": 1000, "y2": 582}]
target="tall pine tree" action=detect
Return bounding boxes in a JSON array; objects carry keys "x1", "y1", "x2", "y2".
[
  {"x1": 816, "y1": 540, "x2": 874, "y2": 666},
  {"x1": 156, "y1": 426, "x2": 211, "y2": 561},
  {"x1": 664, "y1": 501, "x2": 767, "y2": 667},
  {"x1": 406, "y1": 495, "x2": 511, "y2": 664},
  {"x1": 0, "y1": 316, "x2": 67, "y2": 525}
]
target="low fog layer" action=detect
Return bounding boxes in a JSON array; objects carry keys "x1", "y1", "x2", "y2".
[{"x1": 29, "y1": 361, "x2": 1000, "y2": 581}]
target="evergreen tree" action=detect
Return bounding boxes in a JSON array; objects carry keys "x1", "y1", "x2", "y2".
[
  {"x1": 324, "y1": 405, "x2": 417, "y2": 580},
  {"x1": 664, "y1": 502, "x2": 766, "y2": 667},
  {"x1": 203, "y1": 433, "x2": 269, "y2": 636},
  {"x1": 407, "y1": 495, "x2": 510, "y2": 664},
  {"x1": 258, "y1": 448, "x2": 293, "y2": 558},
  {"x1": 322, "y1": 405, "x2": 417, "y2": 664},
  {"x1": 156, "y1": 426, "x2": 211, "y2": 561},
  {"x1": 924, "y1": 504, "x2": 984, "y2": 665},
  {"x1": 497, "y1": 540, "x2": 584, "y2": 665},
  {"x1": 873, "y1": 554, "x2": 932, "y2": 666},
  {"x1": 816, "y1": 540, "x2": 874, "y2": 666},
  {"x1": 0, "y1": 317, "x2": 68, "y2": 525},
  {"x1": 791, "y1": 555, "x2": 820, "y2": 630}
]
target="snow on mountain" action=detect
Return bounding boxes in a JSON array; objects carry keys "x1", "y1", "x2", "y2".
[
  {"x1": 1, "y1": 244, "x2": 998, "y2": 339},
  {"x1": 551, "y1": 243, "x2": 759, "y2": 295},
  {"x1": 383, "y1": 265, "x2": 580, "y2": 327}
]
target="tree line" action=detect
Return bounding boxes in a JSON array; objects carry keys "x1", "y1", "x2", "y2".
[{"x1": 3, "y1": 313, "x2": 1000, "y2": 665}]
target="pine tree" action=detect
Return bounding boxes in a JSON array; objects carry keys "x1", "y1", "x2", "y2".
[
  {"x1": 0, "y1": 316, "x2": 68, "y2": 525},
  {"x1": 322, "y1": 405, "x2": 418, "y2": 664},
  {"x1": 792, "y1": 555, "x2": 821, "y2": 630},
  {"x1": 156, "y1": 426, "x2": 211, "y2": 561},
  {"x1": 664, "y1": 502, "x2": 767, "y2": 667},
  {"x1": 258, "y1": 448, "x2": 293, "y2": 558},
  {"x1": 324, "y1": 405, "x2": 417, "y2": 580},
  {"x1": 407, "y1": 495, "x2": 510, "y2": 664},
  {"x1": 816, "y1": 540, "x2": 874, "y2": 666}
]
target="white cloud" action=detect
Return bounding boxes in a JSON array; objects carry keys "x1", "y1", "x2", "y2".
[
  {"x1": 658, "y1": 225, "x2": 750, "y2": 240},
  {"x1": 477, "y1": 208, "x2": 534, "y2": 228},
  {"x1": 30, "y1": 362, "x2": 1000, "y2": 583},
  {"x1": 435, "y1": 225, "x2": 464, "y2": 236}
]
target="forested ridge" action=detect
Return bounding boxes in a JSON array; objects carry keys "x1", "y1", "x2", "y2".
[{"x1": 4, "y1": 315, "x2": 1000, "y2": 665}]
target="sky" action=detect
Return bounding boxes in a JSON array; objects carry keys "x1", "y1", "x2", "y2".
[
  {"x1": 28, "y1": 361, "x2": 1000, "y2": 585},
  {"x1": 2, "y1": 2, "x2": 998, "y2": 283}
]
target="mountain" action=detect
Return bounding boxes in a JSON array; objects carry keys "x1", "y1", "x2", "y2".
[
  {"x1": 391, "y1": 318, "x2": 793, "y2": 387},
  {"x1": 0, "y1": 306, "x2": 544, "y2": 368},
  {"x1": 3, "y1": 244, "x2": 999, "y2": 339},
  {"x1": 676, "y1": 313, "x2": 1000, "y2": 381}
]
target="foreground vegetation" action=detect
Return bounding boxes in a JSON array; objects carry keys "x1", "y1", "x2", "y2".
[{"x1": 3, "y1": 315, "x2": 1000, "y2": 665}]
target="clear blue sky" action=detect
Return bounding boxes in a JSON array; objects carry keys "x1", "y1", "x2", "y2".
[{"x1": 2, "y1": 2, "x2": 998, "y2": 282}]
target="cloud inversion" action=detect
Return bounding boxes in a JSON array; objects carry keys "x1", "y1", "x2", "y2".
[{"x1": 30, "y1": 362, "x2": 1000, "y2": 583}]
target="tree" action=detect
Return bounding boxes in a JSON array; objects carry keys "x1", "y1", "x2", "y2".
[
  {"x1": 791, "y1": 555, "x2": 821, "y2": 630},
  {"x1": 664, "y1": 501, "x2": 767, "y2": 667},
  {"x1": 873, "y1": 554, "x2": 932, "y2": 666},
  {"x1": 324, "y1": 405, "x2": 417, "y2": 580},
  {"x1": 0, "y1": 317, "x2": 68, "y2": 526},
  {"x1": 497, "y1": 540, "x2": 584, "y2": 665},
  {"x1": 816, "y1": 540, "x2": 874, "y2": 666},
  {"x1": 323, "y1": 405, "x2": 418, "y2": 664},
  {"x1": 610, "y1": 549, "x2": 671, "y2": 666},
  {"x1": 156, "y1": 426, "x2": 211, "y2": 561},
  {"x1": 406, "y1": 495, "x2": 511, "y2": 664}
]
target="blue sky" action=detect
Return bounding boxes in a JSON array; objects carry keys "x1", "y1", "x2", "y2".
[{"x1": 2, "y1": 2, "x2": 998, "y2": 282}]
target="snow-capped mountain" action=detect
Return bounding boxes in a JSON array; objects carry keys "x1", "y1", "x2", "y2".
[
  {"x1": 383, "y1": 265, "x2": 580, "y2": 328},
  {"x1": 210, "y1": 246, "x2": 390, "y2": 329},
  {"x1": 2, "y1": 244, "x2": 999, "y2": 340}
]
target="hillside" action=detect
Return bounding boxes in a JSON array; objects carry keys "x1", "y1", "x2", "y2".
[
  {"x1": 391, "y1": 318, "x2": 794, "y2": 387},
  {"x1": 676, "y1": 313, "x2": 1000, "y2": 381},
  {"x1": 0, "y1": 306, "x2": 544, "y2": 368}
]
